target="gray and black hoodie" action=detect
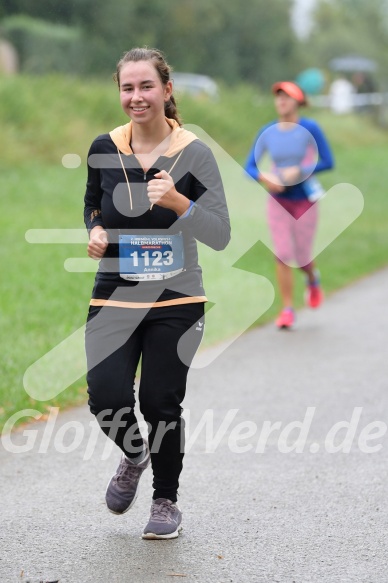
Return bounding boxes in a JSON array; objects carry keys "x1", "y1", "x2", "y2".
[{"x1": 84, "y1": 117, "x2": 231, "y2": 308}]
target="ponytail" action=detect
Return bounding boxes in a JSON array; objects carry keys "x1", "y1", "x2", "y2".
[{"x1": 165, "y1": 95, "x2": 182, "y2": 126}]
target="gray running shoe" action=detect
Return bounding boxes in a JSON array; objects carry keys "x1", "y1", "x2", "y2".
[
  {"x1": 142, "y1": 498, "x2": 183, "y2": 540},
  {"x1": 105, "y1": 443, "x2": 150, "y2": 515}
]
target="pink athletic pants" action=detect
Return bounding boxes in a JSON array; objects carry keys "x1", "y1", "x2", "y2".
[{"x1": 267, "y1": 195, "x2": 318, "y2": 269}]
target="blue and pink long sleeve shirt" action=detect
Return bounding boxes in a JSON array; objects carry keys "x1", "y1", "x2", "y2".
[{"x1": 244, "y1": 117, "x2": 334, "y2": 200}]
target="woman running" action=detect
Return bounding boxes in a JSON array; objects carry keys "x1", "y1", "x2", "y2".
[
  {"x1": 245, "y1": 81, "x2": 334, "y2": 329},
  {"x1": 84, "y1": 47, "x2": 230, "y2": 538}
]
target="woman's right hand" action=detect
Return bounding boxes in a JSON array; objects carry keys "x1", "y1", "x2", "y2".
[
  {"x1": 88, "y1": 227, "x2": 108, "y2": 259},
  {"x1": 259, "y1": 172, "x2": 285, "y2": 194}
]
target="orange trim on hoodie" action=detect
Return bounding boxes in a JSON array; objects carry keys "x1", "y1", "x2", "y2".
[
  {"x1": 90, "y1": 296, "x2": 207, "y2": 309},
  {"x1": 109, "y1": 117, "x2": 198, "y2": 158}
]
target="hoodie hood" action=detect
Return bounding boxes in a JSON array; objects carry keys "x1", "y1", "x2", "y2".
[{"x1": 109, "y1": 117, "x2": 198, "y2": 158}]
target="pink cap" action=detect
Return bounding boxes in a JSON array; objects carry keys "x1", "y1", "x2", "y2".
[{"x1": 271, "y1": 81, "x2": 307, "y2": 106}]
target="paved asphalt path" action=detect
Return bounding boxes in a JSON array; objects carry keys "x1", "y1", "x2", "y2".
[{"x1": 1, "y1": 269, "x2": 388, "y2": 583}]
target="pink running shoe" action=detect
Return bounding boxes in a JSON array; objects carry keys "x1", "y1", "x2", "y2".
[
  {"x1": 275, "y1": 308, "x2": 294, "y2": 329},
  {"x1": 305, "y1": 282, "x2": 324, "y2": 308}
]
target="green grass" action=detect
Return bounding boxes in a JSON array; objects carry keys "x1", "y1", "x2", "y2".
[{"x1": 1, "y1": 74, "x2": 388, "y2": 431}]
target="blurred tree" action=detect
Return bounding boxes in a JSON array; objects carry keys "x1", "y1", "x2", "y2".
[
  {"x1": 304, "y1": 0, "x2": 388, "y2": 83},
  {"x1": 0, "y1": 0, "x2": 302, "y2": 87},
  {"x1": 1, "y1": 15, "x2": 84, "y2": 74},
  {"x1": 0, "y1": 0, "x2": 94, "y2": 25}
]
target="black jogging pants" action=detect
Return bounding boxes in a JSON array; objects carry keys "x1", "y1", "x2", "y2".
[{"x1": 85, "y1": 301, "x2": 204, "y2": 502}]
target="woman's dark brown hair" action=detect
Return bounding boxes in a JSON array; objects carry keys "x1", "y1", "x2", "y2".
[{"x1": 114, "y1": 47, "x2": 182, "y2": 126}]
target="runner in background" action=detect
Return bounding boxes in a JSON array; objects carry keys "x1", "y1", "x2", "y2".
[
  {"x1": 244, "y1": 81, "x2": 334, "y2": 329},
  {"x1": 84, "y1": 47, "x2": 230, "y2": 538}
]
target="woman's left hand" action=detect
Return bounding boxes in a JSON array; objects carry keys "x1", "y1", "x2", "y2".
[
  {"x1": 147, "y1": 171, "x2": 176, "y2": 208},
  {"x1": 279, "y1": 166, "x2": 301, "y2": 186},
  {"x1": 147, "y1": 171, "x2": 190, "y2": 216}
]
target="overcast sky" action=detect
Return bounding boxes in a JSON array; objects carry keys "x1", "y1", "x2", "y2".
[{"x1": 291, "y1": 0, "x2": 317, "y2": 38}]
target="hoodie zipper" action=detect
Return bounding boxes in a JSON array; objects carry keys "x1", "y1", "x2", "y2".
[{"x1": 117, "y1": 149, "x2": 184, "y2": 210}]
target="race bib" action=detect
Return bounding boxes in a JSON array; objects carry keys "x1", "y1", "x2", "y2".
[
  {"x1": 303, "y1": 176, "x2": 325, "y2": 203},
  {"x1": 119, "y1": 233, "x2": 185, "y2": 281}
]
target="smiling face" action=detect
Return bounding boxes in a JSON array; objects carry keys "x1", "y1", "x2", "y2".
[
  {"x1": 274, "y1": 90, "x2": 299, "y2": 119},
  {"x1": 119, "y1": 60, "x2": 173, "y2": 125}
]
